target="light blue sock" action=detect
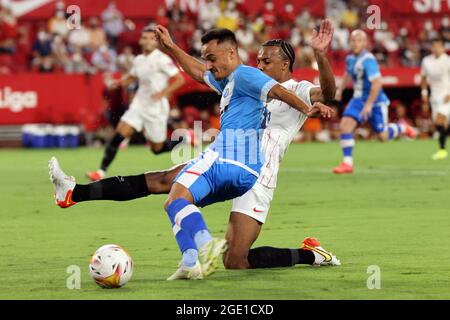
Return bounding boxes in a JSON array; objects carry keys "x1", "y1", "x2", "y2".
[
  {"x1": 182, "y1": 249, "x2": 198, "y2": 268},
  {"x1": 387, "y1": 123, "x2": 404, "y2": 140},
  {"x1": 194, "y1": 230, "x2": 213, "y2": 250}
]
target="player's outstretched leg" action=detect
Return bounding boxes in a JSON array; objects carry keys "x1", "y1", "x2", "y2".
[
  {"x1": 385, "y1": 122, "x2": 417, "y2": 140},
  {"x1": 48, "y1": 157, "x2": 76, "y2": 208},
  {"x1": 49, "y1": 159, "x2": 183, "y2": 208},
  {"x1": 247, "y1": 237, "x2": 340, "y2": 268}
]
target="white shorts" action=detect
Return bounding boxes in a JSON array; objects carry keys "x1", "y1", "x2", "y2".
[
  {"x1": 431, "y1": 95, "x2": 450, "y2": 121},
  {"x1": 120, "y1": 99, "x2": 169, "y2": 143},
  {"x1": 231, "y1": 182, "x2": 274, "y2": 224}
]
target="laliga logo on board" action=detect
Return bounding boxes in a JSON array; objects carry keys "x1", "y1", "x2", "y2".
[{"x1": 0, "y1": 86, "x2": 38, "y2": 113}]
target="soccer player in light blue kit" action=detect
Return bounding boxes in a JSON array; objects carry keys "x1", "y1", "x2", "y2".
[
  {"x1": 333, "y1": 30, "x2": 416, "y2": 174},
  {"x1": 155, "y1": 25, "x2": 333, "y2": 280}
]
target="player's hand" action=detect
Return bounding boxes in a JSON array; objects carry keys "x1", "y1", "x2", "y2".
[
  {"x1": 105, "y1": 78, "x2": 120, "y2": 90},
  {"x1": 445, "y1": 95, "x2": 450, "y2": 103},
  {"x1": 311, "y1": 19, "x2": 334, "y2": 54},
  {"x1": 307, "y1": 102, "x2": 334, "y2": 118},
  {"x1": 155, "y1": 25, "x2": 175, "y2": 52},
  {"x1": 360, "y1": 103, "x2": 372, "y2": 120},
  {"x1": 151, "y1": 91, "x2": 166, "y2": 100}
]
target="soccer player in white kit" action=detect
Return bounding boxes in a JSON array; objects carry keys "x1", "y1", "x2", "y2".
[
  {"x1": 50, "y1": 21, "x2": 340, "y2": 270},
  {"x1": 86, "y1": 25, "x2": 185, "y2": 181},
  {"x1": 420, "y1": 37, "x2": 450, "y2": 160}
]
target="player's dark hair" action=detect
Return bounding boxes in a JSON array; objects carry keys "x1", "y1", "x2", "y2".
[
  {"x1": 201, "y1": 28, "x2": 238, "y2": 48},
  {"x1": 430, "y1": 36, "x2": 445, "y2": 44},
  {"x1": 262, "y1": 39, "x2": 296, "y2": 72}
]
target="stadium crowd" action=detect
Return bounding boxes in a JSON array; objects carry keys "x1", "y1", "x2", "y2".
[{"x1": 0, "y1": 0, "x2": 448, "y2": 142}]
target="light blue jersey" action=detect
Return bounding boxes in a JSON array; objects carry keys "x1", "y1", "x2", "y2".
[
  {"x1": 343, "y1": 51, "x2": 390, "y2": 131},
  {"x1": 346, "y1": 50, "x2": 389, "y2": 103},
  {"x1": 203, "y1": 64, "x2": 277, "y2": 173},
  {"x1": 174, "y1": 64, "x2": 277, "y2": 208}
]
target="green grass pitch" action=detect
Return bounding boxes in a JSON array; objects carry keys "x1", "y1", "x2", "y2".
[{"x1": 0, "y1": 139, "x2": 449, "y2": 300}]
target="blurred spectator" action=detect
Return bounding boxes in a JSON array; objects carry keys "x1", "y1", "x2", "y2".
[
  {"x1": 65, "y1": 47, "x2": 92, "y2": 73},
  {"x1": 14, "y1": 26, "x2": 31, "y2": 71},
  {"x1": 401, "y1": 38, "x2": 421, "y2": 67},
  {"x1": 332, "y1": 22, "x2": 350, "y2": 51},
  {"x1": 91, "y1": 44, "x2": 117, "y2": 72},
  {"x1": 216, "y1": 1, "x2": 239, "y2": 31},
  {"x1": 117, "y1": 45, "x2": 135, "y2": 73},
  {"x1": 261, "y1": 1, "x2": 276, "y2": 26},
  {"x1": 281, "y1": 2, "x2": 296, "y2": 24},
  {"x1": 0, "y1": 4, "x2": 17, "y2": 53},
  {"x1": 88, "y1": 17, "x2": 107, "y2": 51},
  {"x1": 51, "y1": 34, "x2": 70, "y2": 69},
  {"x1": 155, "y1": 5, "x2": 170, "y2": 27},
  {"x1": 68, "y1": 22, "x2": 90, "y2": 50},
  {"x1": 198, "y1": 0, "x2": 221, "y2": 30},
  {"x1": 48, "y1": 10, "x2": 68, "y2": 38},
  {"x1": 166, "y1": 0, "x2": 184, "y2": 24},
  {"x1": 101, "y1": 0, "x2": 124, "y2": 47},
  {"x1": 32, "y1": 30, "x2": 53, "y2": 71}
]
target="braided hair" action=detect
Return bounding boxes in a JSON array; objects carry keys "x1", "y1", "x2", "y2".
[{"x1": 262, "y1": 39, "x2": 296, "y2": 72}]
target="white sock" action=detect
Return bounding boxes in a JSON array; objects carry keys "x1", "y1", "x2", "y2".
[{"x1": 343, "y1": 156, "x2": 353, "y2": 166}]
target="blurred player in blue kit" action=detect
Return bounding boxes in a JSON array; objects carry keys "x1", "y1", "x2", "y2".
[{"x1": 333, "y1": 30, "x2": 417, "y2": 174}]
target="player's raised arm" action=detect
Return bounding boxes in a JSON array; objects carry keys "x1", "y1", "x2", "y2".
[
  {"x1": 268, "y1": 84, "x2": 333, "y2": 118},
  {"x1": 310, "y1": 19, "x2": 336, "y2": 103},
  {"x1": 155, "y1": 25, "x2": 207, "y2": 83}
]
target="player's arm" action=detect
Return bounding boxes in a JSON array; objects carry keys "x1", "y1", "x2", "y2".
[
  {"x1": 106, "y1": 74, "x2": 138, "y2": 90},
  {"x1": 268, "y1": 84, "x2": 333, "y2": 118},
  {"x1": 152, "y1": 72, "x2": 185, "y2": 100},
  {"x1": 335, "y1": 71, "x2": 350, "y2": 101},
  {"x1": 155, "y1": 25, "x2": 206, "y2": 83},
  {"x1": 120, "y1": 74, "x2": 138, "y2": 87},
  {"x1": 309, "y1": 19, "x2": 336, "y2": 103},
  {"x1": 310, "y1": 51, "x2": 336, "y2": 103},
  {"x1": 361, "y1": 77, "x2": 381, "y2": 117},
  {"x1": 420, "y1": 75, "x2": 430, "y2": 109}
]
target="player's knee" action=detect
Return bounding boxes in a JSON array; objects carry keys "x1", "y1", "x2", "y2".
[{"x1": 340, "y1": 122, "x2": 352, "y2": 133}]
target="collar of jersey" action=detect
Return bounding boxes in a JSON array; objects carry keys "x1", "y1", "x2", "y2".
[{"x1": 226, "y1": 64, "x2": 244, "y2": 82}]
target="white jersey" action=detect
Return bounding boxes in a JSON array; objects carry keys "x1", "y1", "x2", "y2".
[
  {"x1": 421, "y1": 53, "x2": 450, "y2": 100},
  {"x1": 258, "y1": 79, "x2": 317, "y2": 188},
  {"x1": 129, "y1": 49, "x2": 180, "y2": 107}
]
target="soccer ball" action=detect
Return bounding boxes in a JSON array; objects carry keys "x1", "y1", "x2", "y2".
[{"x1": 89, "y1": 244, "x2": 133, "y2": 288}]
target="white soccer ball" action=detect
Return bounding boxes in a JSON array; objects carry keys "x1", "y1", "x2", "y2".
[{"x1": 89, "y1": 244, "x2": 133, "y2": 288}]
